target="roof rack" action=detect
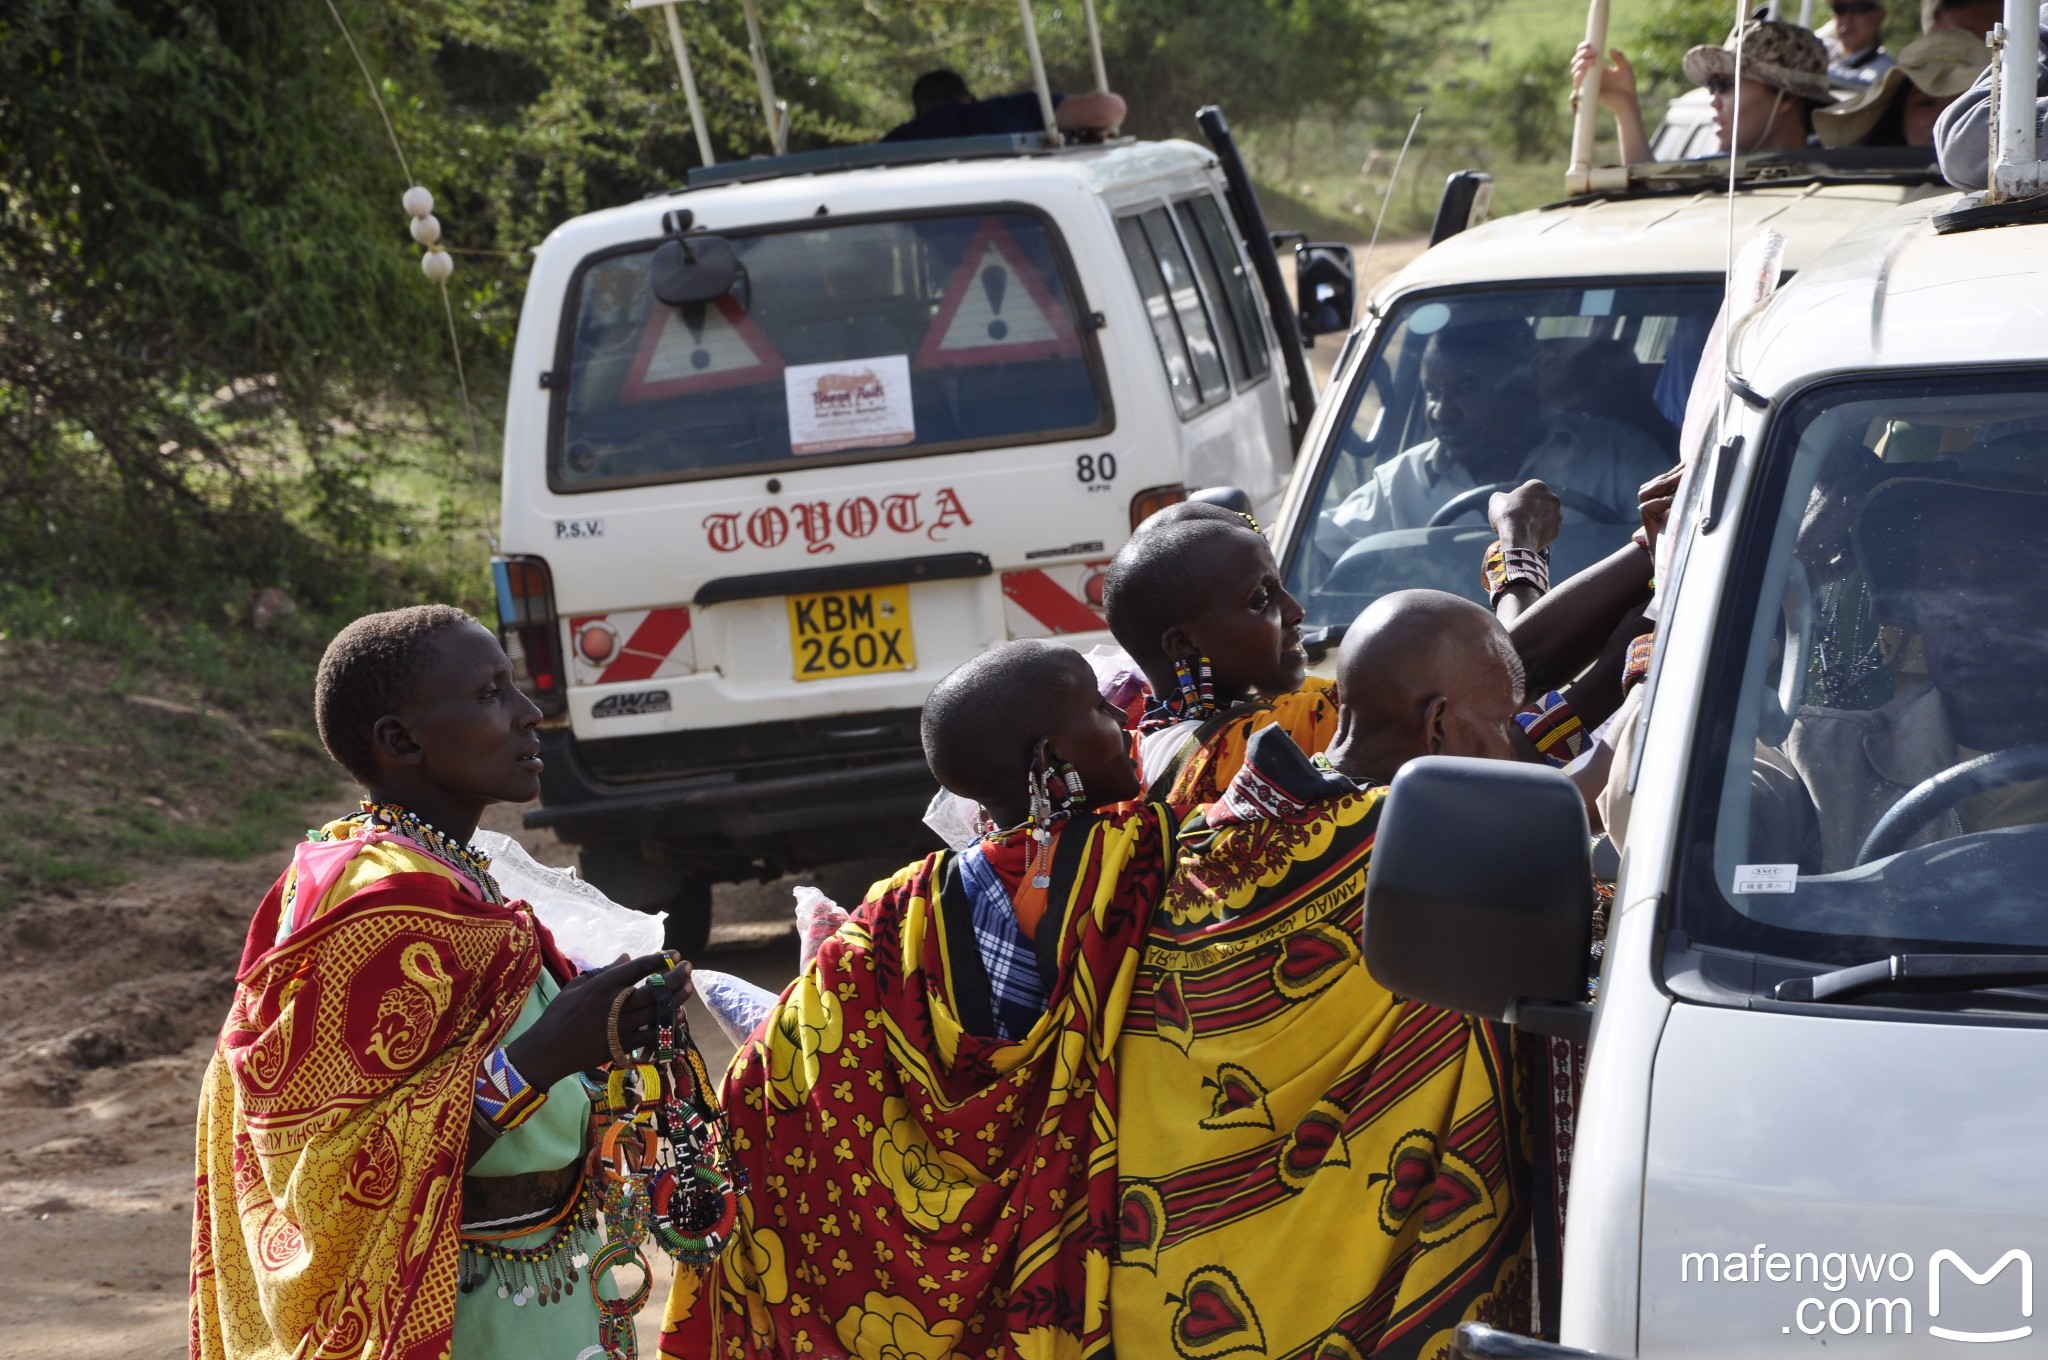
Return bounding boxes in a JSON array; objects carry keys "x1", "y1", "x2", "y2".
[
  {"x1": 683, "y1": 134, "x2": 1056, "y2": 190},
  {"x1": 1546, "y1": 146, "x2": 1946, "y2": 207}
]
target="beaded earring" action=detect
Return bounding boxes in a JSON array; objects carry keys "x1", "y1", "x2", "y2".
[{"x1": 1171, "y1": 654, "x2": 1215, "y2": 710}]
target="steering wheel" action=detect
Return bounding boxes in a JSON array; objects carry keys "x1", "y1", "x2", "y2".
[
  {"x1": 1855, "y1": 744, "x2": 2048, "y2": 865},
  {"x1": 1424, "y1": 482, "x2": 1633, "y2": 529}
]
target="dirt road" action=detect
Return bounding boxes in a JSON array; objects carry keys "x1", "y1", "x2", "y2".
[{"x1": 0, "y1": 790, "x2": 887, "y2": 1359}]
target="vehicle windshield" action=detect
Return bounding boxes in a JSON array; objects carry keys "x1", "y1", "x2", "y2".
[
  {"x1": 551, "y1": 211, "x2": 1108, "y2": 491},
  {"x1": 1681, "y1": 371, "x2": 2048, "y2": 963},
  {"x1": 1283, "y1": 282, "x2": 1721, "y2": 630}
]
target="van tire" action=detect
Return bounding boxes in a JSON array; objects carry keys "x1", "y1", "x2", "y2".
[{"x1": 576, "y1": 842, "x2": 714, "y2": 959}]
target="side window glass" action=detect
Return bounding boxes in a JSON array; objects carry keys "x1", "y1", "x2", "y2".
[
  {"x1": 1184, "y1": 195, "x2": 1271, "y2": 379},
  {"x1": 1138, "y1": 207, "x2": 1229, "y2": 402},
  {"x1": 1118, "y1": 214, "x2": 1201, "y2": 417},
  {"x1": 1172, "y1": 199, "x2": 1249, "y2": 384}
]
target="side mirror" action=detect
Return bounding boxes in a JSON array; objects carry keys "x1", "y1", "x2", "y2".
[
  {"x1": 650, "y1": 208, "x2": 738, "y2": 306},
  {"x1": 1293, "y1": 242, "x2": 1355, "y2": 339},
  {"x1": 1430, "y1": 170, "x2": 1494, "y2": 246},
  {"x1": 1188, "y1": 484, "x2": 1255, "y2": 517},
  {"x1": 1362, "y1": 756, "x2": 1594, "y2": 1040},
  {"x1": 1454, "y1": 1323, "x2": 1625, "y2": 1359}
]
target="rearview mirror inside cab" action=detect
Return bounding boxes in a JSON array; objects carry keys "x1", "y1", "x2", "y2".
[
  {"x1": 650, "y1": 208, "x2": 739, "y2": 306},
  {"x1": 1363, "y1": 756, "x2": 1595, "y2": 1039},
  {"x1": 1294, "y1": 241, "x2": 1355, "y2": 338}
]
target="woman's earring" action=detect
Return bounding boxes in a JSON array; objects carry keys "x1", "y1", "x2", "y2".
[
  {"x1": 1173, "y1": 656, "x2": 1202, "y2": 708},
  {"x1": 1195, "y1": 655, "x2": 1215, "y2": 707},
  {"x1": 1056, "y1": 759, "x2": 1085, "y2": 814}
]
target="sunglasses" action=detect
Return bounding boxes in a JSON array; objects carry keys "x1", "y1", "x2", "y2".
[
  {"x1": 1705, "y1": 74, "x2": 1738, "y2": 95},
  {"x1": 1832, "y1": 1, "x2": 1881, "y2": 12}
]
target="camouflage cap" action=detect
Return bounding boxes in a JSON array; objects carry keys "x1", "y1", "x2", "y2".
[{"x1": 1684, "y1": 19, "x2": 1833, "y2": 105}]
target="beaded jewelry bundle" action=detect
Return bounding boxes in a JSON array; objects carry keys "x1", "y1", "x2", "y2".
[
  {"x1": 1021, "y1": 741, "x2": 1087, "y2": 889},
  {"x1": 585, "y1": 969, "x2": 743, "y2": 1360},
  {"x1": 1138, "y1": 654, "x2": 1220, "y2": 732}
]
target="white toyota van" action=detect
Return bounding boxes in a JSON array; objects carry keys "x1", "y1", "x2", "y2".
[
  {"x1": 1365, "y1": 142, "x2": 2048, "y2": 1360},
  {"x1": 493, "y1": 130, "x2": 1339, "y2": 948}
]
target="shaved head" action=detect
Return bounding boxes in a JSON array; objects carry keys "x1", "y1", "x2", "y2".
[
  {"x1": 1325, "y1": 589, "x2": 1524, "y2": 782},
  {"x1": 922, "y1": 640, "x2": 1093, "y2": 809}
]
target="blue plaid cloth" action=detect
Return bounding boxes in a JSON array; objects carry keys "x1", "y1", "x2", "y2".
[{"x1": 957, "y1": 844, "x2": 1046, "y2": 1041}]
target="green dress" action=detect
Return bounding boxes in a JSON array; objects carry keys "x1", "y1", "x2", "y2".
[{"x1": 453, "y1": 972, "x2": 613, "y2": 1359}]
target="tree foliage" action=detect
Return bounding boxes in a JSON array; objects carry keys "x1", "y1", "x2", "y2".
[{"x1": 1, "y1": 0, "x2": 1442, "y2": 610}]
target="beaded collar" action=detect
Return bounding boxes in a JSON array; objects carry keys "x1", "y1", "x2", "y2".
[{"x1": 331, "y1": 800, "x2": 507, "y2": 906}]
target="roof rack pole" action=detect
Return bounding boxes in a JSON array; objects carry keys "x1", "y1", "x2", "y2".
[
  {"x1": 1080, "y1": 0, "x2": 1109, "y2": 92},
  {"x1": 650, "y1": 0, "x2": 716, "y2": 166},
  {"x1": 737, "y1": 0, "x2": 786, "y2": 154},
  {"x1": 1991, "y1": 0, "x2": 2042, "y2": 200},
  {"x1": 1016, "y1": 0, "x2": 1064, "y2": 148},
  {"x1": 1797, "y1": 0, "x2": 1815, "y2": 26},
  {"x1": 1565, "y1": 0, "x2": 1613, "y2": 194}
]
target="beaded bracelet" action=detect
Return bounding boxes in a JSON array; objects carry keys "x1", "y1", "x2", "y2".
[
  {"x1": 474, "y1": 1045, "x2": 545, "y2": 1135},
  {"x1": 1621, "y1": 630, "x2": 1656, "y2": 694},
  {"x1": 1514, "y1": 689, "x2": 1586, "y2": 768},
  {"x1": 1482, "y1": 540, "x2": 1552, "y2": 605}
]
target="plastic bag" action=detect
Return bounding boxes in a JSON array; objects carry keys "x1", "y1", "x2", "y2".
[
  {"x1": 922, "y1": 787, "x2": 984, "y2": 853},
  {"x1": 691, "y1": 968, "x2": 780, "y2": 1047},
  {"x1": 794, "y1": 885, "x2": 848, "y2": 971},
  {"x1": 473, "y1": 830, "x2": 664, "y2": 972}
]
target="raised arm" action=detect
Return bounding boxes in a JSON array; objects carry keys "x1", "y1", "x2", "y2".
[{"x1": 1573, "y1": 44, "x2": 1653, "y2": 167}]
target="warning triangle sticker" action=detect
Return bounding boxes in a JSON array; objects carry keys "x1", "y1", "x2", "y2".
[
  {"x1": 622, "y1": 296, "x2": 783, "y2": 401},
  {"x1": 915, "y1": 217, "x2": 1081, "y2": 369}
]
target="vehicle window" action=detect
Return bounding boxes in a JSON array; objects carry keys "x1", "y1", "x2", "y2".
[
  {"x1": 1118, "y1": 207, "x2": 1228, "y2": 416},
  {"x1": 1681, "y1": 372, "x2": 2048, "y2": 964},
  {"x1": 551, "y1": 211, "x2": 1108, "y2": 491},
  {"x1": 1181, "y1": 194, "x2": 1271, "y2": 381},
  {"x1": 1173, "y1": 197, "x2": 1256, "y2": 385},
  {"x1": 1283, "y1": 282, "x2": 1722, "y2": 630}
]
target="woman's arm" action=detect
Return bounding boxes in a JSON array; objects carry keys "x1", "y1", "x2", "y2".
[{"x1": 1573, "y1": 44, "x2": 1653, "y2": 167}]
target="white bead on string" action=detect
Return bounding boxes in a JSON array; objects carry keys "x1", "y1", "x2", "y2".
[{"x1": 404, "y1": 186, "x2": 453, "y2": 281}]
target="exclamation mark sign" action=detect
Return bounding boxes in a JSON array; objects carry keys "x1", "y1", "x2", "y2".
[
  {"x1": 681, "y1": 302, "x2": 712, "y2": 370},
  {"x1": 981, "y1": 265, "x2": 1009, "y2": 341}
]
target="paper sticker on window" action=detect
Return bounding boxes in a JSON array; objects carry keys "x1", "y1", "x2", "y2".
[
  {"x1": 1733, "y1": 863, "x2": 1798, "y2": 894},
  {"x1": 785, "y1": 355, "x2": 915, "y2": 456}
]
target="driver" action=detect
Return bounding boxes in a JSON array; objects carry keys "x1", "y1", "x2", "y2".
[
  {"x1": 1313, "y1": 319, "x2": 1669, "y2": 554},
  {"x1": 1751, "y1": 444, "x2": 2048, "y2": 871}
]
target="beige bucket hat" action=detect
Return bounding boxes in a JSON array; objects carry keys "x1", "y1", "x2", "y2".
[
  {"x1": 1684, "y1": 18, "x2": 1833, "y2": 105},
  {"x1": 1814, "y1": 28, "x2": 1992, "y2": 147}
]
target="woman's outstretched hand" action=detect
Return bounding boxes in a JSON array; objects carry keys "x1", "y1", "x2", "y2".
[
  {"x1": 503, "y1": 951, "x2": 693, "y2": 1091},
  {"x1": 1571, "y1": 43, "x2": 1640, "y2": 117}
]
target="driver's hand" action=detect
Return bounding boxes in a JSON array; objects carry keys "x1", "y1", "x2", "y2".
[{"x1": 1490, "y1": 479, "x2": 1563, "y2": 553}]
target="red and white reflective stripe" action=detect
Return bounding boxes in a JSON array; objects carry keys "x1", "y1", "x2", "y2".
[
  {"x1": 1001, "y1": 562, "x2": 1110, "y2": 638},
  {"x1": 565, "y1": 608, "x2": 695, "y2": 686}
]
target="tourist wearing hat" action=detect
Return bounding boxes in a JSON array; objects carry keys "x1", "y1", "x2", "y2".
[
  {"x1": 1573, "y1": 18, "x2": 1833, "y2": 166},
  {"x1": 1816, "y1": 27, "x2": 1991, "y2": 146},
  {"x1": 1824, "y1": 0, "x2": 1897, "y2": 88},
  {"x1": 1935, "y1": 1, "x2": 2048, "y2": 189}
]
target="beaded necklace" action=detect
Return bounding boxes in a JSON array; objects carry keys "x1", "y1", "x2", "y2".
[{"x1": 342, "y1": 800, "x2": 507, "y2": 906}]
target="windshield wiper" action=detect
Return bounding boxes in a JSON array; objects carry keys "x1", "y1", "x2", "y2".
[{"x1": 1775, "y1": 953, "x2": 2048, "y2": 1003}]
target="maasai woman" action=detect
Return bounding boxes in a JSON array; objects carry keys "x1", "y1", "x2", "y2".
[
  {"x1": 1114, "y1": 592, "x2": 1535, "y2": 1360},
  {"x1": 191, "y1": 605, "x2": 688, "y2": 1360},
  {"x1": 659, "y1": 640, "x2": 1173, "y2": 1360},
  {"x1": 1100, "y1": 508, "x2": 1335, "y2": 804}
]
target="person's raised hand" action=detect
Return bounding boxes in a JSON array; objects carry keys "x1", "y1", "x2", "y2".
[
  {"x1": 1572, "y1": 43, "x2": 1639, "y2": 116},
  {"x1": 502, "y1": 951, "x2": 693, "y2": 1091},
  {"x1": 1490, "y1": 479, "x2": 1564, "y2": 554},
  {"x1": 1636, "y1": 466, "x2": 1685, "y2": 556}
]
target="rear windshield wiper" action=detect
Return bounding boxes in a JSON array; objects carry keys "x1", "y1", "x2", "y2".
[{"x1": 1775, "y1": 953, "x2": 2048, "y2": 1003}]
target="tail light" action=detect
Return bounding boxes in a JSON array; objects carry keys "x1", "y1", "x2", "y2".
[
  {"x1": 1129, "y1": 483, "x2": 1187, "y2": 530},
  {"x1": 492, "y1": 554, "x2": 566, "y2": 718}
]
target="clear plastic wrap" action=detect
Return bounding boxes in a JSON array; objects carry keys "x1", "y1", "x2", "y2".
[
  {"x1": 794, "y1": 885, "x2": 848, "y2": 971},
  {"x1": 472, "y1": 830, "x2": 664, "y2": 971},
  {"x1": 691, "y1": 968, "x2": 780, "y2": 1046}
]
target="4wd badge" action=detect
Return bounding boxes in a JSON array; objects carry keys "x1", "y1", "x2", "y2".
[{"x1": 591, "y1": 690, "x2": 672, "y2": 719}]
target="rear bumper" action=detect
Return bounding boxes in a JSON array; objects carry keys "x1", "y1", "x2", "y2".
[{"x1": 525, "y1": 718, "x2": 938, "y2": 869}]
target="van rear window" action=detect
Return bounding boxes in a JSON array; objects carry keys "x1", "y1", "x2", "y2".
[{"x1": 550, "y1": 211, "x2": 1109, "y2": 491}]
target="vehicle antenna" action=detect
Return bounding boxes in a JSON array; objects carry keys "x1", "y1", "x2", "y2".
[
  {"x1": 319, "y1": 0, "x2": 480, "y2": 461},
  {"x1": 1017, "y1": 0, "x2": 1063, "y2": 148},
  {"x1": 632, "y1": 0, "x2": 717, "y2": 166},
  {"x1": 738, "y1": 0, "x2": 786, "y2": 154},
  {"x1": 1360, "y1": 107, "x2": 1426, "y2": 293},
  {"x1": 1080, "y1": 0, "x2": 1110, "y2": 94}
]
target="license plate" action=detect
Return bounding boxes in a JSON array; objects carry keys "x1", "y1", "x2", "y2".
[{"x1": 787, "y1": 585, "x2": 915, "y2": 681}]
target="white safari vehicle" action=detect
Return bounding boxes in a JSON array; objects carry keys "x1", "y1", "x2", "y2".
[
  {"x1": 1365, "y1": 7, "x2": 2048, "y2": 1355},
  {"x1": 1273, "y1": 150, "x2": 1945, "y2": 656},
  {"x1": 493, "y1": 124, "x2": 1347, "y2": 949}
]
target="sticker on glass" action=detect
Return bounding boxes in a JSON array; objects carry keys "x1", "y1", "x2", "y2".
[
  {"x1": 785, "y1": 354, "x2": 915, "y2": 456},
  {"x1": 1733, "y1": 863, "x2": 1798, "y2": 895}
]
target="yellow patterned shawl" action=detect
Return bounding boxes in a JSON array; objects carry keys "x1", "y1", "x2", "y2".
[
  {"x1": 1149, "y1": 680, "x2": 1340, "y2": 807},
  {"x1": 1114, "y1": 741, "x2": 1530, "y2": 1360},
  {"x1": 190, "y1": 837, "x2": 544, "y2": 1360},
  {"x1": 659, "y1": 807, "x2": 1176, "y2": 1360}
]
